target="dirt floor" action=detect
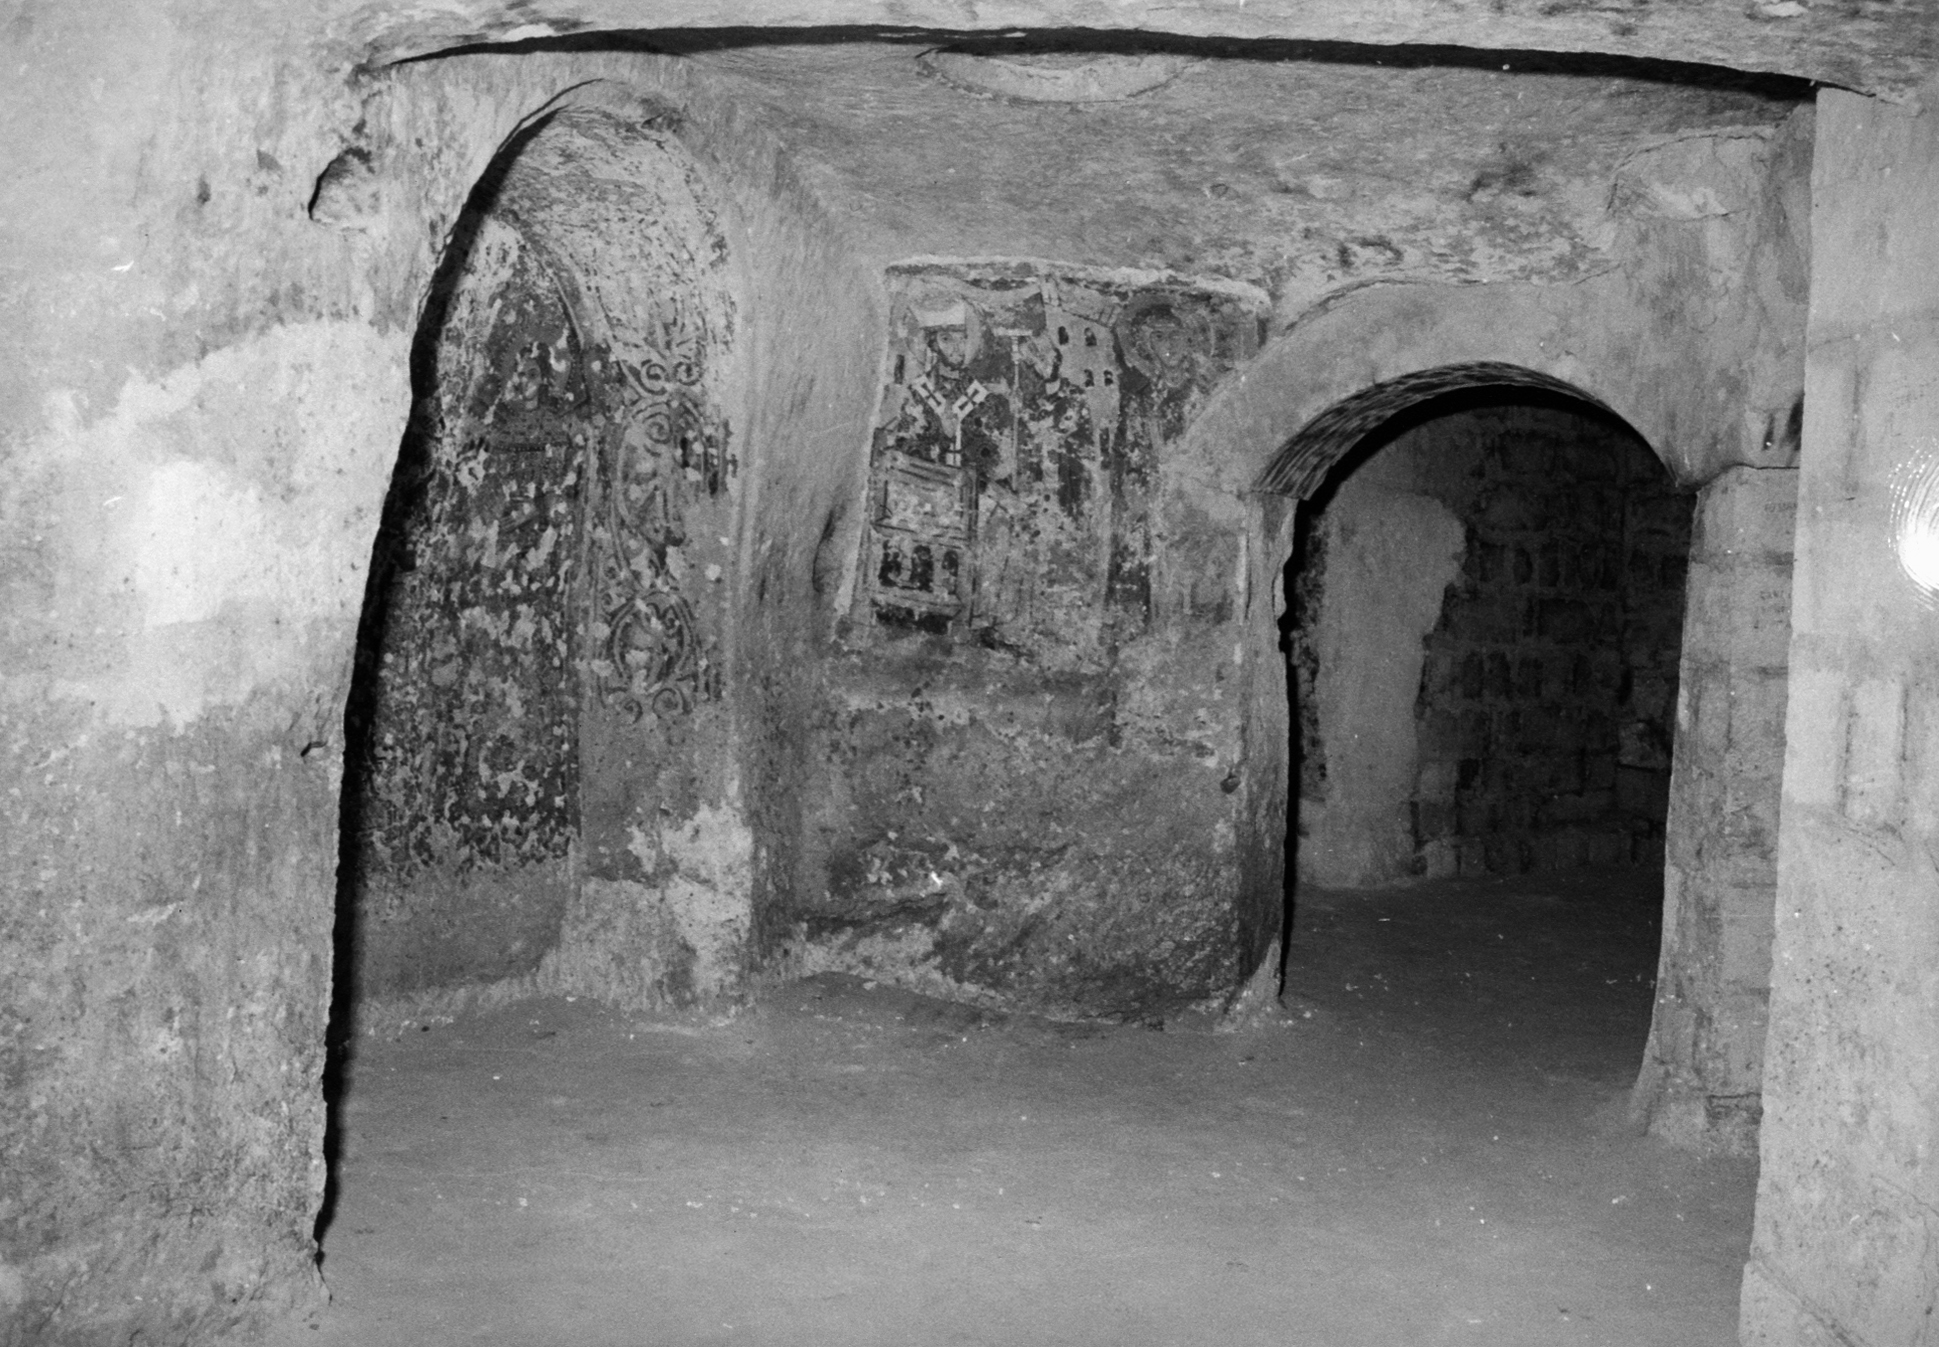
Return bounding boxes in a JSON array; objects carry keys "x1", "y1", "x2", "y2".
[{"x1": 260, "y1": 871, "x2": 1757, "y2": 1346}]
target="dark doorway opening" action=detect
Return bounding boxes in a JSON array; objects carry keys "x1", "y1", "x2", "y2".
[
  {"x1": 1278, "y1": 386, "x2": 1692, "y2": 1068},
  {"x1": 1285, "y1": 387, "x2": 1690, "y2": 888}
]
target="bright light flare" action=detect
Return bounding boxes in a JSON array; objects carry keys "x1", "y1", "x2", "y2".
[{"x1": 1890, "y1": 443, "x2": 1939, "y2": 606}]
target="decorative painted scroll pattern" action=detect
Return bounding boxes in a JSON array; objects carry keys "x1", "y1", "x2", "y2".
[
  {"x1": 584, "y1": 317, "x2": 728, "y2": 723},
  {"x1": 856, "y1": 264, "x2": 1266, "y2": 659},
  {"x1": 495, "y1": 113, "x2": 738, "y2": 729}
]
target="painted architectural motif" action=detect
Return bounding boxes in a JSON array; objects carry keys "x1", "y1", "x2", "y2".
[{"x1": 344, "y1": 225, "x2": 587, "y2": 882}]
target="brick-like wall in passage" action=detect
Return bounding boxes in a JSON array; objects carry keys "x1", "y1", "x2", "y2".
[
  {"x1": 1409, "y1": 405, "x2": 1691, "y2": 876},
  {"x1": 1296, "y1": 401, "x2": 1692, "y2": 885}
]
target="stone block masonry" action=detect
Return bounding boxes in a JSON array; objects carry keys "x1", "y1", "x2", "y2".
[
  {"x1": 1409, "y1": 407, "x2": 1690, "y2": 879},
  {"x1": 1742, "y1": 83, "x2": 1939, "y2": 1347},
  {"x1": 1633, "y1": 465, "x2": 1795, "y2": 1154}
]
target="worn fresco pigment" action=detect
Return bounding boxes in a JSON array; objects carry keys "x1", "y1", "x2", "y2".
[
  {"x1": 517, "y1": 112, "x2": 751, "y2": 1008},
  {"x1": 341, "y1": 104, "x2": 754, "y2": 1018},
  {"x1": 785, "y1": 263, "x2": 1270, "y2": 1020},
  {"x1": 342, "y1": 214, "x2": 585, "y2": 1003}
]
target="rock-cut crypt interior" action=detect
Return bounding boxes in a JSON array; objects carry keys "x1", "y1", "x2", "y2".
[{"x1": 3, "y1": 3, "x2": 1938, "y2": 1343}]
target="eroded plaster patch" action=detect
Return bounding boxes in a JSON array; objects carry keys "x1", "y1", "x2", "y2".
[
  {"x1": 19, "y1": 321, "x2": 404, "y2": 727},
  {"x1": 659, "y1": 801, "x2": 755, "y2": 998},
  {"x1": 540, "y1": 802, "x2": 753, "y2": 1009}
]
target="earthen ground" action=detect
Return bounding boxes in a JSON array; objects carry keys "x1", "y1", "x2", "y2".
[{"x1": 263, "y1": 871, "x2": 1754, "y2": 1346}]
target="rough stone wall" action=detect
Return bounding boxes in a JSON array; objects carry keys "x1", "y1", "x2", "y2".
[
  {"x1": 1634, "y1": 465, "x2": 1794, "y2": 1154},
  {"x1": 1295, "y1": 405, "x2": 1690, "y2": 885},
  {"x1": 0, "y1": 6, "x2": 410, "y2": 1340},
  {"x1": 1190, "y1": 105, "x2": 1813, "y2": 502},
  {"x1": 0, "y1": 33, "x2": 887, "y2": 1340},
  {"x1": 342, "y1": 2, "x2": 1938, "y2": 100},
  {"x1": 1741, "y1": 85, "x2": 1939, "y2": 1347},
  {"x1": 341, "y1": 215, "x2": 585, "y2": 1003},
  {"x1": 790, "y1": 263, "x2": 1270, "y2": 1020},
  {"x1": 686, "y1": 44, "x2": 1809, "y2": 437}
]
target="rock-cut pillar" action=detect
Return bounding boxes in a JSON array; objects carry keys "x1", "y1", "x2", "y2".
[{"x1": 1634, "y1": 464, "x2": 1795, "y2": 1152}]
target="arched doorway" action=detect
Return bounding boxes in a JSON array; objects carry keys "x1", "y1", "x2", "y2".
[
  {"x1": 1283, "y1": 381, "x2": 1687, "y2": 888},
  {"x1": 324, "y1": 96, "x2": 747, "y2": 1232},
  {"x1": 1230, "y1": 329, "x2": 1793, "y2": 1154}
]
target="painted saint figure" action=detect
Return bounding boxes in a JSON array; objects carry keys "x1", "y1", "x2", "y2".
[{"x1": 882, "y1": 298, "x2": 1012, "y2": 482}]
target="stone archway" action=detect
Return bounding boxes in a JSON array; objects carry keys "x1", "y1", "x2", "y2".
[
  {"x1": 1255, "y1": 362, "x2": 1624, "y2": 498},
  {"x1": 334, "y1": 89, "x2": 760, "y2": 1047},
  {"x1": 1197, "y1": 280, "x2": 1795, "y2": 1152},
  {"x1": 1288, "y1": 386, "x2": 1687, "y2": 890}
]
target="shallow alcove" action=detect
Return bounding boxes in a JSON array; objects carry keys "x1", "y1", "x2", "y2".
[
  {"x1": 334, "y1": 155, "x2": 590, "y2": 1020},
  {"x1": 329, "y1": 101, "x2": 749, "y2": 1149}
]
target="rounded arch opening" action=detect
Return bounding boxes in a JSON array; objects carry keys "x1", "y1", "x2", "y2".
[
  {"x1": 322, "y1": 95, "x2": 743, "y2": 1235},
  {"x1": 1257, "y1": 361, "x2": 1630, "y2": 500},
  {"x1": 1279, "y1": 373, "x2": 1687, "y2": 889},
  {"x1": 1274, "y1": 374, "x2": 1693, "y2": 1075},
  {"x1": 1226, "y1": 294, "x2": 1789, "y2": 1157}
]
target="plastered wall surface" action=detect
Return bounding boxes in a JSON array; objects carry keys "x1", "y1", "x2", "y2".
[
  {"x1": 1741, "y1": 85, "x2": 1939, "y2": 1347},
  {"x1": 0, "y1": 9, "x2": 1842, "y2": 1342}
]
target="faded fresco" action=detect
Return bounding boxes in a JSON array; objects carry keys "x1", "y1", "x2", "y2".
[
  {"x1": 813, "y1": 263, "x2": 1271, "y2": 1018},
  {"x1": 344, "y1": 223, "x2": 588, "y2": 886},
  {"x1": 853, "y1": 265, "x2": 1264, "y2": 664},
  {"x1": 339, "y1": 163, "x2": 736, "y2": 996},
  {"x1": 504, "y1": 117, "x2": 738, "y2": 731},
  {"x1": 579, "y1": 287, "x2": 730, "y2": 726}
]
